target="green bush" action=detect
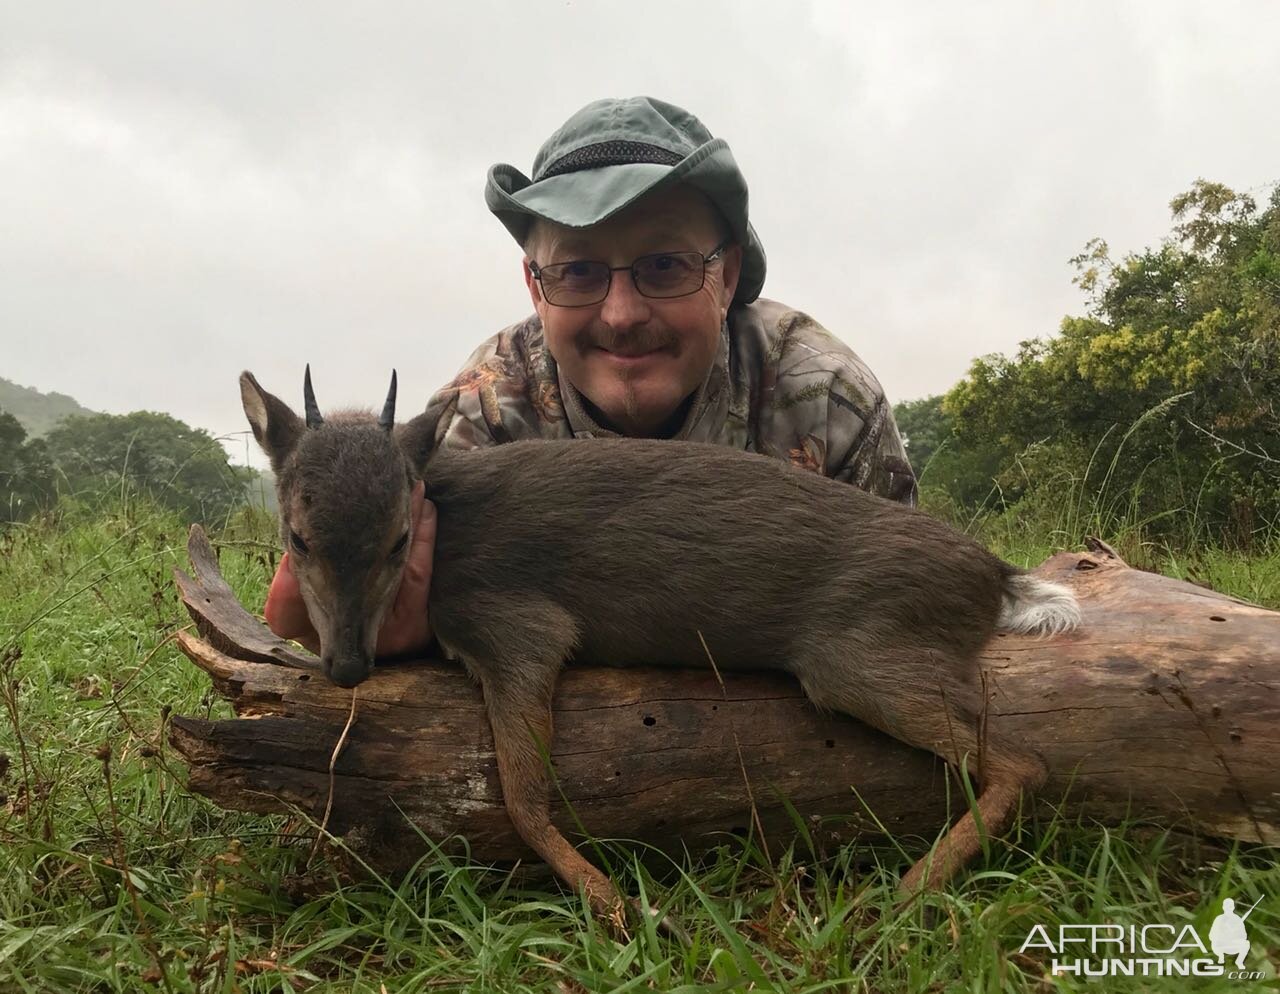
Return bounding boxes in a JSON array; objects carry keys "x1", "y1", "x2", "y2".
[
  {"x1": 41, "y1": 411, "x2": 255, "y2": 525},
  {"x1": 0, "y1": 412, "x2": 56, "y2": 523},
  {"x1": 896, "y1": 180, "x2": 1280, "y2": 550}
]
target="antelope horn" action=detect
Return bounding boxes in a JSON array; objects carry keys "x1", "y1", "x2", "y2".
[
  {"x1": 303, "y1": 364, "x2": 324, "y2": 429},
  {"x1": 379, "y1": 370, "x2": 397, "y2": 432}
]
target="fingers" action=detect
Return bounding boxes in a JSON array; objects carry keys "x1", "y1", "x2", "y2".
[
  {"x1": 374, "y1": 483, "x2": 435, "y2": 657},
  {"x1": 263, "y1": 552, "x2": 321, "y2": 654},
  {"x1": 404, "y1": 483, "x2": 435, "y2": 588}
]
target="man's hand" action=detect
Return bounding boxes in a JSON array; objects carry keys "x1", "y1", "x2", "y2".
[
  {"x1": 376, "y1": 480, "x2": 436, "y2": 656},
  {"x1": 263, "y1": 550, "x2": 321, "y2": 653},
  {"x1": 263, "y1": 479, "x2": 436, "y2": 658}
]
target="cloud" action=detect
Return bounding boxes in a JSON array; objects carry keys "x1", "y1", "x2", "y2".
[{"x1": 1, "y1": 0, "x2": 1277, "y2": 467}]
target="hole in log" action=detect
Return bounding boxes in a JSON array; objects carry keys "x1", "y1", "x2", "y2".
[
  {"x1": 712, "y1": 705, "x2": 718, "y2": 711},
  {"x1": 824, "y1": 739, "x2": 835, "y2": 749},
  {"x1": 1229, "y1": 731, "x2": 1243, "y2": 742},
  {"x1": 298, "y1": 674, "x2": 310, "y2": 682},
  {"x1": 613, "y1": 770, "x2": 621, "y2": 778},
  {"x1": 1075, "y1": 559, "x2": 1098, "y2": 571},
  {"x1": 642, "y1": 715, "x2": 656, "y2": 727},
  {"x1": 1209, "y1": 616, "x2": 1226, "y2": 622}
]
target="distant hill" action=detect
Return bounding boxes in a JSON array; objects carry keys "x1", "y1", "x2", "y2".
[{"x1": 0, "y1": 377, "x2": 96, "y2": 437}]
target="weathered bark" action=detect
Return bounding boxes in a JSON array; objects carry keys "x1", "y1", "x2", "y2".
[{"x1": 169, "y1": 526, "x2": 1279, "y2": 872}]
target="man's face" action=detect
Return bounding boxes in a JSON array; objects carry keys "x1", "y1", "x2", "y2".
[{"x1": 523, "y1": 185, "x2": 743, "y2": 437}]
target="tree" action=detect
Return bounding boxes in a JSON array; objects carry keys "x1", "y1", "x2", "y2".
[
  {"x1": 0, "y1": 411, "x2": 56, "y2": 523},
  {"x1": 893, "y1": 395, "x2": 951, "y2": 471},
  {"x1": 0, "y1": 410, "x2": 23, "y2": 460},
  {"x1": 892, "y1": 394, "x2": 1007, "y2": 514},
  {"x1": 941, "y1": 180, "x2": 1280, "y2": 545},
  {"x1": 43, "y1": 411, "x2": 252, "y2": 523}
]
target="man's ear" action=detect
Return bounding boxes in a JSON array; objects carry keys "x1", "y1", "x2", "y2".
[
  {"x1": 718, "y1": 242, "x2": 743, "y2": 315},
  {"x1": 523, "y1": 256, "x2": 547, "y2": 314},
  {"x1": 239, "y1": 371, "x2": 303, "y2": 473}
]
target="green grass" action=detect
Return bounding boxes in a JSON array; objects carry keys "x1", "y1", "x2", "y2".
[{"x1": 1, "y1": 493, "x2": 1276, "y2": 992}]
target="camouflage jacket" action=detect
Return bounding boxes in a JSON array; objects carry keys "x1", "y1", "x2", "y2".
[{"x1": 424, "y1": 298, "x2": 917, "y2": 505}]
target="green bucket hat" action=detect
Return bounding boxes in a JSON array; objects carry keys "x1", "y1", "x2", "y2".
[{"x1": 486, "y1": 96, "x2": 766, "y2": 306}]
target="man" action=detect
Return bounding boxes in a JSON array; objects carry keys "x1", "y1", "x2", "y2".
[{"x1": 265, "y1": 96, "x2": 916, "y2": 653}]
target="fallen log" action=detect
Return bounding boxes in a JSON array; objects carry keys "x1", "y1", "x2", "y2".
[{"x1": 169, "y1": 526, "x2": 1279, "y2": 873}]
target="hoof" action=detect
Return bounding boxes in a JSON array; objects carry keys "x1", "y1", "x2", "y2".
[{"x1": 627, "y1": 897, "x2": 691, "y2": 947}]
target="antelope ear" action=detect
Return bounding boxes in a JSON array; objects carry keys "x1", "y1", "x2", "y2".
[
  {"x1": 396, "y1": 406, "x2": 446, "y2": 474},
  {"x1": 240, "y1": 371, "x2": 303, "y2": 472}
]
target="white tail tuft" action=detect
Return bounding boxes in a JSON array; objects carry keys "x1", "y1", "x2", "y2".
[{"x1": 997, "y1": 574, "x2": 1081, "y2": 637}]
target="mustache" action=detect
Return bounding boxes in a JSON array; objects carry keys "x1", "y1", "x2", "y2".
[{"x1": 574, "y1": 326, "x2": 680, "y2": 355}]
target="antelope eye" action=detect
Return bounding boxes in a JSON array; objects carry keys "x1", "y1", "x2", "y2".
[
  {"x1": 289, "y1": 530, "x2": 309, "y2": 555},
  {"x1": 389, "y1": 531, "x2": 409, "y2": 558}
]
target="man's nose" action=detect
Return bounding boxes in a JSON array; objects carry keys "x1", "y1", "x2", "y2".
[{"x1": 598, "y1": 268, "x2": 651, "y2": 329}]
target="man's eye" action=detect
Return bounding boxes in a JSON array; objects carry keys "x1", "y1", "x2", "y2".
[
  {"x1": 389, "y1": 532, "x2": 409, "y2": 557},
  {"x1": 552, "y1": 261, "x2": 605, "y2": 290},
  {"x1": 289, "y1": 531, "x2": 309, "y2": 555}
]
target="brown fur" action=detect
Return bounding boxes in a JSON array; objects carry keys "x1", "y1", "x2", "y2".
[
  {"x1": 243, "y1": 371, "x2": 1058, "y2": 919},
  {"x1": 421, "y1": 439, "x2": 1043, "y2": 908}
]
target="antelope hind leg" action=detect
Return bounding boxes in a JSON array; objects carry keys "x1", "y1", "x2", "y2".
[
  {"x1": 792, "y1": 643, "x2": 1046, "y2": 897},
  {"x1": 897, "y1": 745, "x2": 1046, "y2": 897}
]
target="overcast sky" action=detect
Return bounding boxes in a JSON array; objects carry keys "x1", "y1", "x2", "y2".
[{"x1": 2, "y1": 1, "x2": 1277, "y2": 465}]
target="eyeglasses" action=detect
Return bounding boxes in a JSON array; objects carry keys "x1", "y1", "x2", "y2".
[{"x1": 528, "y1": 240, "x2": 730, "y2": 307}]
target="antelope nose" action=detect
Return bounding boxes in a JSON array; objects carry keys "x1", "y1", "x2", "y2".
[{"x1": 323, "y1": 655, "x2": 371, "y2": 688}]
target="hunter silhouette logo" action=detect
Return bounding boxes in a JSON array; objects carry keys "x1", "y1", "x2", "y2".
[
  {"x1": 1210, "y1": 896, "x2": 1261, "y2": 971},
  {"x1": 1019, "y1": 894, "x2": 1267, "y2": 980}
]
